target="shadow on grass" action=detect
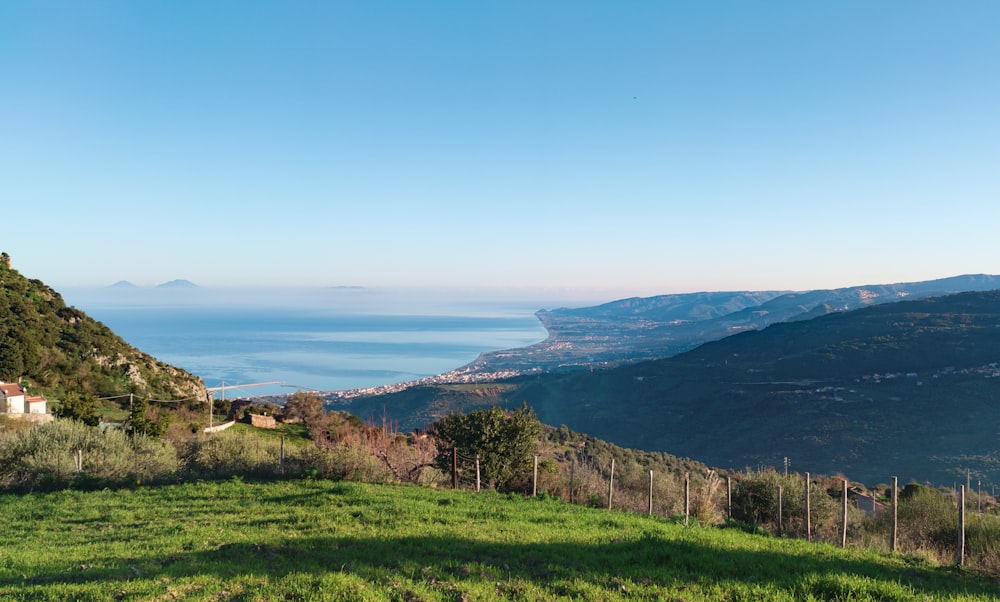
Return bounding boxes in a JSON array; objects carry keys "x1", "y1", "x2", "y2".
[{"x1": 4, "y1": 531, "x2": 995, "y2": 599}]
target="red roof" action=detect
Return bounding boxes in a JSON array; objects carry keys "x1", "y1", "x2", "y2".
[{"x1": 0, "y1": 383, "x2": 25, "y2": 397}]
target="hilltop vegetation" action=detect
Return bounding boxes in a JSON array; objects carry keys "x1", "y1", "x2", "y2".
[
  {"x1": 347, "y1": 290, "x2": 1000, "y2": 486},
  {"x1": 0, "y1": 254, "x2": 207, "y2": 404}
]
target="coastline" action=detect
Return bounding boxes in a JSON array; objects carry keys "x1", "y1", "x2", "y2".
[{"x1": 316, "y1": 312, "x2": 555, "y2": 403}]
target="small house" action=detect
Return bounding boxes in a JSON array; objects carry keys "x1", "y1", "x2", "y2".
[
  {"x1": 0, "y1": 381, "x2": 51, "y2": 422},
  {"x1": 0, "y1": 382, "x2": 27, "y2": 414},
  {"x1": 849, "y1": 487, "x2": 889, "y2": 517},
  {"x1": 27, "y1": 396, "x2": 47, "y2": 414}
]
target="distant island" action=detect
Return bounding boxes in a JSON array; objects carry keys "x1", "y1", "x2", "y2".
[
  {"x1": 156, "y1": 279, "x2": 199, "y2": 289},
  {"x1": 106, "y1": 279, "x2": 199, "y2": 289}
]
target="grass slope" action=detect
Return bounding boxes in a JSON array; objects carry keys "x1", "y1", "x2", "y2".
[{"x1": 1, "y1": 480, "x2": 996, "y2": 601}]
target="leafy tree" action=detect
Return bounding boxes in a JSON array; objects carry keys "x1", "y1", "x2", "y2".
[
  {"x1": 128, "y1": 396, "x2": 170, "y2": 437},
  {"x1": 54, "y1": 391, "x2": 101, "y2": 426},
  {"x1": 429, "y1": 404, "x2": 541, "y2": 492},
  {"x1": 0, "y1": 337, "x2": 24, "y2": 381},
  {"x1": 282, "y1": 391, "x2": 326, "y2": 427}
]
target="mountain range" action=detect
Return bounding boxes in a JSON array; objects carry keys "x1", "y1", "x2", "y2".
[
  {"x1": 345, "y1": 284, "x2": 1000, "y2": 487},
  {"x1": 460, "y1": 274, "x2": 1000, "y2": 376}
]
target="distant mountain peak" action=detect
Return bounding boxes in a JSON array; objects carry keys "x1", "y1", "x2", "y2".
[
  {"x1": 110, "y1": 280, "x2": 137, "y2": 288},
  {"x1": 157, "y1": 279, "x2": 199, "y2": 289}
]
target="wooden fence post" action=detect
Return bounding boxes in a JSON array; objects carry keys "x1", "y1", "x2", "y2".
[
  {"x1": 475, "y1": 455, "x2": 481, "y2": 493},
  {"x1": 726, "y1": 475, "x2": 732, "y2": 522},
  {"x1": 280, "y1": 436, "x2": 285, "y2": 475},
  {"x1": 805, "y1": 472, "x2": 812, "y2": 542},
  {"x1": 569, "y1": 458, "x2": 575, "y2": 504},
  {"x1": 684, "y1": 472, "x2": 690, "y2": 526},
  {"x1": 532, "y1": 455, "x2": 538, "y2": 497},
  {"x1": 891, "y1": 476, "x2": 898, "y2": 553},
  {"x1": 608, "y1": 458, "x2": 615, "y2": 510},
  {"x1": 958, "y1": 485, "x2": 966, "y2": 566},
  {"x1": 451, "y1": 447, "x2": 458, "y2": 489},
  {"x1": 777, "y1": 485, "x2": 783, "y2": 537},
  {"x1": 841, "y1": 479, "x2": 848, "y2": 548},
  {"x1": 648, "y1": 470, "x2": 654, "y2": 516}
]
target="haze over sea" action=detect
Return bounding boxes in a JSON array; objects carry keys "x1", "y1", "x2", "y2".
[{"x1": 62, "y1": 286, "x2": 606, "y2": 399}]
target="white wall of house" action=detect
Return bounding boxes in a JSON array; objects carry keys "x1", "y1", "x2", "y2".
[
  {"x1": 1, "y1": 383, "x2": 45, "y2": 416},
  {"x1": 2, "y1": 392, "x2": 26, "y2": 413}
]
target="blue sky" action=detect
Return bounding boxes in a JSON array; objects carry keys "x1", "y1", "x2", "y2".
[{"x1": 3, "y1": 1, "x2": 999, "y2": 298}]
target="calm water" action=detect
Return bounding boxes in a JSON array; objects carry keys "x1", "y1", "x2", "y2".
[{"x1": 81, "y1": 302, "x2": 549, "y2": 397}]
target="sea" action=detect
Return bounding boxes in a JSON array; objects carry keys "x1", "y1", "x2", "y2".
[{"x1": 62, "y1": 286, "x2": 605, "y2": 399}]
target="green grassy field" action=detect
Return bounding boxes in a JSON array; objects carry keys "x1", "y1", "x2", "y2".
[{"x1": 1, "y1": 479, "x2": 997, "y2": 601}]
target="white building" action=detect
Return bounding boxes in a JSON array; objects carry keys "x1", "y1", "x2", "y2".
[{"x1": 0, "y1": 382, "x2": 51, "y2": 421}]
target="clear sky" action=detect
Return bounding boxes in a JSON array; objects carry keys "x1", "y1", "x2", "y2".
[{"x1": 3, "y1": 1, "x2": 999, "y2": 298}]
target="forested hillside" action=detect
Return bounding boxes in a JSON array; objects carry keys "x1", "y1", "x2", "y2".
[
  {"x1": 347, "y1": 290, "x2": 1000, "y2": 486},
  {"x1": 0, "y1": 253, "x2": 207, "y2": 403}
]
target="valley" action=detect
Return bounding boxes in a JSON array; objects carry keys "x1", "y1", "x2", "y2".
[{"x1": 343, "y1": 289, "x2": 1000, "y2": 486}]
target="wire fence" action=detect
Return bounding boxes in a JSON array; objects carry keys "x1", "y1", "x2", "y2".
[
  {"x1": 8, "y1": 421, "x2": 997, "y2": 573},
  {"x1": 446, "y1": 447, "x2": 1000, "y2": 571}
]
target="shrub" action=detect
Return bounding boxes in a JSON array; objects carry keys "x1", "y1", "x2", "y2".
[
  {"x1": 289, "y1": 443, "x2": 394, "y2": 483},
  {"x1": 731, "y1": 470, "x2": 842, "y2": 540},
  {"x1": 180, "y1": 430, "x2": 286, "y2": 479},
  {"x1": 967, "y1": 513, "x2": 1000, "y2": 576},
  {"x1": 896, "y1": 485, "x2": 957, "y2": 555},
  {"x1": 0, "y1": 419, "x2": 178, "y2": 490}
]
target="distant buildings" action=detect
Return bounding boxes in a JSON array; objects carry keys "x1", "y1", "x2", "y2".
[{"x1": 0, "y1": 382, "x2": 53, "y2": 423}]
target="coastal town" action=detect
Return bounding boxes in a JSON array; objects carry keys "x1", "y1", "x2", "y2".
[{"x1": 323, "y1": 364, "x2": 539, "y2": 402}]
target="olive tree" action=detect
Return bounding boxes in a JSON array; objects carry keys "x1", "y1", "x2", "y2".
[
  {"x1": 429, "y1": 404, "x2": 541, "y2": 492},
  {"x1": 282, "y1": 391, "x2": 326, "y2": 427}
]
